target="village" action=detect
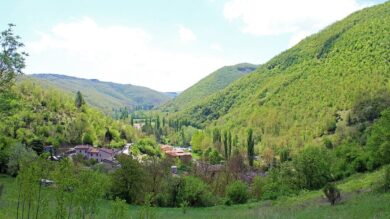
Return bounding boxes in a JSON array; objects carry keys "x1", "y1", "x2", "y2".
[{"x1": 45, "y1": 143, "x2": 194, "y2": 174}]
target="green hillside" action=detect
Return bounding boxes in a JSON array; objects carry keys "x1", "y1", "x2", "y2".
[
  {"x1": 28, "y1": 74, "x2": 171, "y2": 113},
  {"x1": 0, "y1": 80, "x2": 138, "y2": 151},
  {"x1": 162, "y1": 63, "x2": 257, "y2": 111},
  {"x1": 174, "y1": 2, "x2": 390, "y2": 148}
]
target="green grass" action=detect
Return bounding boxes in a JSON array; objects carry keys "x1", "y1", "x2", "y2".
[{"x1": 1, "y1": 167, "x2": 389, "y2": 219}]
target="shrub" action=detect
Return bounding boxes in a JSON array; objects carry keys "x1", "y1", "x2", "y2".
[
  {"x1": 323, "y1": 183, "x2": 341, "y2": 205},
  {"x1": 252, "y1": 176, "x2": 264, "y2": 201},
  {"x1": 180, "y1": 201, "x2": 189, "y2": 214},
  {"x1": 109, "y1": 197, "x2": 127, "y2": 219},
  {"x1": 177, "y1": 176, "x2": 213, "y2": 207},
  {"x1": 226, "y1": 180, "x2": 249, "y2": 204},
  {"x1": 294, "y1": 147, "x2": 331, "y2": 190},
  {"x1": 367, "y1": 109, "x2": 390, "y2": 167},
  {"x1": 261, "y1": 162, "x2": 299, "y2": 200},
  {"x1": 384, "y1": 166, "x2": 390, "y2": 192}
]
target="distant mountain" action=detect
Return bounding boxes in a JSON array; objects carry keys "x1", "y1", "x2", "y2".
[
  {"x1": 27, "y1": 74, "x2": 171, "y2": 113},
  {"x1": 164, "y1": 92, "x2": 181, "y2": 98},
  {"x1": 173, "y1": 2, "x2": 390, "y2": 147},
  {"x1": 161, "y1": 63, "x2": 257, "y2": 111}
]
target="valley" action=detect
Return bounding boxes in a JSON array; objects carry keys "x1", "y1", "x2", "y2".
[{"x1": 0, "y1": 1, "x2": 390, "y2": 219}]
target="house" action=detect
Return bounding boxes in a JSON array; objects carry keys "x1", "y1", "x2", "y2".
[
  {"x1": 160, "y1": 144, "x2": 192, "y2": 162},
  {"x1": 99, "y1": 148, "x2": 115, "y2": 162},
  {"x1": 74, "y1": 145, "x2": 115, "y2": 162},
  {"x1": 74, "y1": 145, "x2": 91, "y2": 156}
]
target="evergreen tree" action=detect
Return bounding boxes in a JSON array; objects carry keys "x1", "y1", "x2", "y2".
[
  {"x1": 247, "y1": 128, "x2": 255, "y2": 167},
  {"x1": 223, "y1": 130, "x2": 228, "y2": 160},
  {"x1": 228, "y1": 131, "x2": 232, "y2": 159},
  {"x1": 105, "y1": 128, "x2": 113, "y2": 146},
  {"x1": 75, "y1": 91, "x2": 85, "y2": 108},
  {"x1": 130, "y1": 117, "x2": 134, "y2": 126}
]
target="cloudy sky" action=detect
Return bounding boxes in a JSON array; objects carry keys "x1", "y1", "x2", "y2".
[{"x1": 1, "y1": 0, "x2": 385, "y2": 92}]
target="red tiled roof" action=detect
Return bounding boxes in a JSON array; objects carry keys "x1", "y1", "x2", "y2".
[
  {"x1": 166, "y1": 150, "x2": 192, "y2": 157},
  {"x1": 160, "y1": 145, "x2": 173, "y2": 152}
]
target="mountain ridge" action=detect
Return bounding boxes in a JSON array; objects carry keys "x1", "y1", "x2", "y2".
[
  {"x1": 161, "y1": 63, "x2": 257, "y2": 111},
  {"x1": 26, "y1": 73, "x2": 172, "y2": 113}
]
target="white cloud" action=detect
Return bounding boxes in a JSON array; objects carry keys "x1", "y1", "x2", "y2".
[
  {"x1": 210, "y1": 43, "x2": 223, "y2": 52},
  {"x1": 26, "y1": 17, "x2": 226, "y2": 91},
  {"x1": 178, "y1": 25, "x2": 197, "y2": 43},
  {"x1": 224, "y1": 0, "x2": 370, "y2": 45}
]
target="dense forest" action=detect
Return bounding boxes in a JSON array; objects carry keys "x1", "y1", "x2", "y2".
[
  {"x1": 27, "y1": 74, "x2": 171, "y2": 114},
  {"x1": 170, "y1": 1, "x2": 390, "y2": 152},
  {"x1": 0, "y1": 1, "x2": 390, "y2": 219},
  {"x1": 161, "y1": 63, "x2": 257, "y2": 112}
]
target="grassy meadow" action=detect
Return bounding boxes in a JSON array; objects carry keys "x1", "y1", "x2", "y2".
[{"x1": 1, "y1": 167, "x2": 389, "y2": 219}]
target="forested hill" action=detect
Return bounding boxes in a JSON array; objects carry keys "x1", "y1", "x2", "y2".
[
  {"x1": 27, "y1": 74, "x2": 171, "y2": 113},
  {"x1": 174, "y1": 2, "x2": 390, "y2": 148},
  {"x1": 161, "y1": 63, "x2": 257, "y2": 111}
]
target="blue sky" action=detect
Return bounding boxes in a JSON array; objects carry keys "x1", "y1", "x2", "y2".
[{"x1": 0, "y1": 0, "x2": 386, "y2": 91}]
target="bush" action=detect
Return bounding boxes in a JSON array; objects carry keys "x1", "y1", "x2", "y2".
[
  {"x1": 384, "y1": 166, "x2": 390, "y2": 192},
  {"x1": 226, "y1": 180, "x2": 249, "y2": 204},
  {"x1": 180, "y1": 201, "x2": 189, "y2": 214},
  {"x1": 252, "y1": 176, "x2": 264, "y2": 201},
  {"x1": 367, "y1": 109, "x2": 390, "y2": 167},
  {"x1": 294, "y1": 147, "x2": 331, "y2": 190},
  {"x1": 323, "y1": 183, "x2": 341, "y2": 205},
  {"x1": 109, "y1": 197, "x2": 127, "y2": 219},
  {"x1": 261, "y1": 162, "x2": 299, "y2": 200},
  {"x1": 177, "y1": 176, "x2": 213, "y2": 207}
]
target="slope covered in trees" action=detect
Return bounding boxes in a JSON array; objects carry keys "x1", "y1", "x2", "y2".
[
  {"x1": 174, "y1": 2, "x2": 390, "y2": 150},
  {"x1": 0, "y1": 81, "x2": 137, "y2": 155},
  {"x1": 27, "y1": 74, "x2": 171, "y2": 113},
  {"x1": 161, "y1": 63, "x2": 257, "y2": 111}
]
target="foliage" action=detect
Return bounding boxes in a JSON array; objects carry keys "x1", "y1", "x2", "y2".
[
  {"x1": 383, "y1": 166, "x2": 390, "y2": 192},
  {"x1": 294, "y1": 147, "x2": 331, "y2": 190},
  {"x1": 169, "y1": 2, "x2": 390, "y2": 152},
  {"x1": 7, "y1": 143, "x2": 36, "y2": 176},
  {"x1": 111, "y1": 155, "x2": 148, "y2": 204},
  {"x1": 262, "y1": 162, "x2": 300, "y2": 200},
  {"x1": 226, "y1": 180, "x2": 249, "y2": 204},
  {"x1": 367, "y1": 109, "x2": 390, "y2": 168},
  {"x1": 161, "y1": 63, "x2": 257, "y2": 112},
  {"x1": 0, "y1": 24, "x2": 27, "y2": 91},
  {"x1": 177, "y1": 176, "x2": 214, "y2": 207},
  {"x1": 109, "y1": 197, "x2": 127, "y2": 219},
  {"x1": 75, "y1": 91, "x2": 85, "y2": 108},
  {"x1": 138, "y1": 193, "x2": 156, "y2": 219},
  {"x1": 0, "y1": 81, "x2": 135, "y2": 155},
  {"x1": 323, "y1": 183, "x2": 341, "y2": 205},
  {"x1": 134, "y1": 137, "x2": 160, "y2": 156},
  {"x1": 247, "y1": 128, "x2": 255, "y2": 167},
  {"x1": 28, "y1": 74, "x2": 171, "y2": 114},
  {"x1": 202, "y1": 147, "x2": 223, "y2": 165},
  {"x1": 252, "y1": 176, "x2": 264, "y2": 201}
]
